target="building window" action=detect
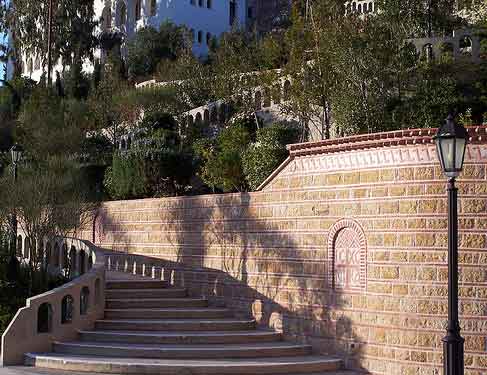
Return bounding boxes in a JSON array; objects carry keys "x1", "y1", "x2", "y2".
[
  {"x1": 207, "y1": 0, "x2": 212, "y2": 8},
  {"x1": 229, "y1": 0, "x2": 236, "y2": 26},
  {"x1": 135, "y1": 0, "x2": 142, "y2": 21},
  {"x1": 197, "y1": 30, "x2": 203, "y2": 44},
  {"x1": 150, "y1": 0, "x2": 157, "y2": 16},
  {"x1": 198, "y1": 0, "x2": 203, "y2": 6},
  {"x1": 206, "y1": 32, "x2": 211, "y2": 45},
  {"x1": 247, "y1": 6, "x2": 253, "y2": 18}
]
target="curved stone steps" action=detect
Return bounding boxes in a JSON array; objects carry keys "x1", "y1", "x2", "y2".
[
  {"x1": 52, "y1": 341, "x2": 312, "y2": 359},
  {"x1": 95, "y1": 318, "x2": 257, "y2": 331},
  {"x1": 105, "y1": 288, "x2": 187, "y2": 299},
  {"x1": 104, "y1": 307, "x2": 233, "y2": 320},
  {"x1": 105, "y1": 297, "x2": 208, "y2": 309},
  {"x1": 24, "y1": 353, "x2": 343, "y2": 374},
  {"x1": 78, "y1": 329, "x2": 283, "y2": 344},
  {"x1": 105, "y1": 280, "x2": 169, "y2": 289}
]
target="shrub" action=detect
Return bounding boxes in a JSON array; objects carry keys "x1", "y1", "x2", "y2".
[
  {"x1": 243, "y1": 124, "x2": 300, "y2": 191},
  {"x1": 194, "y1": 124, "x2": 251, "y2": 192},
  {"x1": 105, "y1": 148, "x2": 194, "y2": 200}
]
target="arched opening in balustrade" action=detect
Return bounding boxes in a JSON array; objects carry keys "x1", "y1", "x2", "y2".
[
  {"x1": 283, "y1": 80, "x2": 291, "y2": 101},
  {"x1": 101, "y1": 6, "x2": 111, "y2": 30},
  {"x1": 210, "y1": 107, "x2": 218, "y2": 123},
  {"x1": 69, "y1": 246, "x2": 77, "y2": 278},
  {"x1": 45, "y1": 243, "x2": 52, "y2": 267},
  {"x1": 195, "y1": 112, "x2": 202, "y2": 126},
  {"x1": 187, "y1": 115, "x2": 194, "y2": 127},
  {"x1": 127, "y1": 136, "x2": 132, "y2": 149},
  {"x1": 37, "y1": 303, "x2": 53, "y2": 333},
  {"x1": 53, "y1": 242, "x2": 60, "y2": 268},
  {"x1": 61, "y1": 295, "x2": 74, "y2": 324},
  {"x1": 204, "y1": 109, "x2": 210, "y2": 125},
  {"x1": 272, "y1": 84, "x2": 282, "y2": 104},
  {"x1": 120, "y1": 138, "x2": 126, "y2": 150},
  {"x1": 218, "y1": 103, "x2": 226, "y2": 123},
  {"x1": 358, "y1": 3, "x2": 362, "y2": 12},
  {"x1": 80, "y1": 287, "x2": 90, "y2": 315},
  {"x1": 23, "y1": 237, "x2": 30, "y2": 259},
  {"x1": 61, "y1": 243, "x2": 69, "y2": 275},
  {"x1": 95, "y1": 279, "x2": 101, "y2": 306},
  {"x1": 16, "y1": 235, "x2": 22, "y2": 257},
  {"x1": 263, "y1": 87, "x2": 271, "y2": 108},
  {"x1": 459, "y1": 36, "x2": 473, "y2": 56},
  {"x1": 135, "y1": 0, "x2": 142, "y2": 21},
  {"x1": 254, "y1": 91, "x2": 262, "y2": 111},
  {"x1": 422, "y1": 43, "x2": 434, "y2": 62},
  {"x1": 369, "y1": 2, "x2": 373, "y2": 11},
  {"x1": 116, "y1": 1, "x2": 127, "y2": 27},
  {"x1": 79, "y1": 250, "x2": 86, "y2": 275},
  {"x1": 88, "y1": 254, "x2": 93, "y2": 270},
  {"x1": 352, "y1": 2, "x2": 357, "y2": 11}
]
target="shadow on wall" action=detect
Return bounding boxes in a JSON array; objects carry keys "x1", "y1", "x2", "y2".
[{"x1": 95, "y1": 193, "x2": 370, "y2": 372}]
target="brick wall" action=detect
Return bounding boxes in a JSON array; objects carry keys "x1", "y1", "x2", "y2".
[{"x1": 87, "y1": 128, "x2": 487, "y2": 374}]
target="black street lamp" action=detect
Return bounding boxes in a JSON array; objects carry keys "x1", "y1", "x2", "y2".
[
  {"x1": 434, "y1": 114, "x2": 467, "y2": 375},
  {"x1": 10, "y1": 144, "x2": 23, "y2": 257}
]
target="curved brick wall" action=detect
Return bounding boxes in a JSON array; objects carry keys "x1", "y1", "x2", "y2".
[{"x1": 87, "y1": 127, "x2": 487, "y2": 375}]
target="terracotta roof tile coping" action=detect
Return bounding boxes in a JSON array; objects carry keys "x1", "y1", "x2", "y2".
[{"x1": 287, "y1": 125, "x2": 487, "y2": 156}]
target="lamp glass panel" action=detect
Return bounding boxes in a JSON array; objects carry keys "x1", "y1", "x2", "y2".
[
  {"x1": 455, "y1": 138, "x2": 466, "y2": 170},
  {"x1": 440, "y1": 138, "x2": 455, "y2": 171}
]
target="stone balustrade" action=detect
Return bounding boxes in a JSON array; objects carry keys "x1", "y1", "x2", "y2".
[{"x1": 1, "y1": 239, "x2": 106, "y2": 365}]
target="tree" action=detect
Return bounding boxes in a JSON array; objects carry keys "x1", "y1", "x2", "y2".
[
  {"x1": 0, "y1": 88, "x2": 98, "y2": 294},
  {"x1": 0, "y1": 0, "x2": 98, "y2": 80},
  {"x1": 127, "y1": 22, "x2": 190, "y2": 81}
]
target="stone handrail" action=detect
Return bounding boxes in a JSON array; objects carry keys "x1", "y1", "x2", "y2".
[{"x1": 1, "y1": 239, "x2": 106, "y2": 366}]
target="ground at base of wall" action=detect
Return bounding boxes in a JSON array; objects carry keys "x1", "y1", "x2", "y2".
[{"x1": 1, "y1": 367, "x2": 363, "y2": 375}]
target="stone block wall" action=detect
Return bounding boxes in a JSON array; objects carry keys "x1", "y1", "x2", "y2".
[{"x1": 86, "y1": 128, "x2": 487, "y2": 375}]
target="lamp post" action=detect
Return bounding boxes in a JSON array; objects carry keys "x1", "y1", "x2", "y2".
[
  {"x1": 10, "y1": 144, "x2": 23, "y2": 257},
  {"x1": 433, "y1": 114, "x2": 467, "y2": 375}
]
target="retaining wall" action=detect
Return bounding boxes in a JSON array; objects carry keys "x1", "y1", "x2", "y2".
[{"x1": 85, "y1": 127, "x2": 487, "y2": 374}]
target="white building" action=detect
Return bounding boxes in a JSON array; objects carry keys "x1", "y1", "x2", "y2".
[{"x1": 22, "y1": 0, "x2": 250, "y2": 81}]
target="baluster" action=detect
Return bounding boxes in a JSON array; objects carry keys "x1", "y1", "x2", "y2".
[
  {"x1": 124, "y1": 259, "x2": 129, "y2": 273},
  {"x1": 107, "y1": 257, "x2": 111, "y2": 271},
  {"x1": 152, "y1": 266, "x2": 156, "y2": 279},
  {"x1": 115, "y1": 260, "x2": 120, "y2": 271},
  {"x1": 132, "y1": 260, "x2": 137, "y2": 275},
  {"x1": 160, "y1": 267, "x2": 165, "y2": 281},
  {"x1": 142, "y1": 263, "x2": 146, "y2": 276}
]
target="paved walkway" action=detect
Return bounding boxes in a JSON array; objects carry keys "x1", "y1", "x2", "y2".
[{"x1": 0, "y1": 368, "x2": 361, "y2": 375}]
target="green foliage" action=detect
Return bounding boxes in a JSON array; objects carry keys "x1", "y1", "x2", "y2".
[
  {"x1": 127, "y1": 23, "x2": 189, "y2": 80},
  {"x1": 106, "y1": 148, "x2": 194, "y2": 200},
  {"x1": 242, "y1": 124, "x2": 300, "y2": 191},
  {"x1": 195, "y1": 124, "x2": 251, "y2": 192}
]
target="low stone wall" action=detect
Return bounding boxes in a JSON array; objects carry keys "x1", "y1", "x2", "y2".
[
  {"x1": 87, "y1": 127, "x2": 487, "y2": 375},
  {"x1": 1, "y1": 239, "x2": 106, "y2": 366}
]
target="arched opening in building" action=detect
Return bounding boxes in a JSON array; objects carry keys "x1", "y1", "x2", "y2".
[
  {"x1": 37, "y1": 303, "x2": 53, "y2": 333},
  {"x1": 80, "y1": 287, "x2": 90, "y2": 315},
  {"x1": 61, "y1": 295, "x2": 74, "y2": 324}
]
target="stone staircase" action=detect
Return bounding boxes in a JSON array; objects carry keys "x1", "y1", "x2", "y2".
[{"x1": 24, "y1": 274, "x2": 347, "y2": 374}]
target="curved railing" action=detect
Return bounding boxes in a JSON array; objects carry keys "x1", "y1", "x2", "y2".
[{"x1": 0, "y1": 239, "x2": 106, "y2": 366}]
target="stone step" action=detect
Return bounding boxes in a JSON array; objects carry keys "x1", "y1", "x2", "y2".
[
  {"x1": 104, "y1": 308, "x2": 233, "y2": 320},
  {"x1": 105, "y1": 288, "x2": 187, "y2": 299},
  {"x1": 53, "y1": 341, "x2": 312, "y2": 359},
  {"x1": 25, "y1": 353, "x2": 343, "y2": 374},
  {"x1": 106, "y1": 280, "x2": 169, "y2": 290},
  {"x1": 95, "y1": 318, "x2": 256, "y2": 332},
  {"x1": 78, "y1": 329, "x2": 282, "y2": 345},
  {"x1": 106, "y1": 297, "x2": 208, "y2": 309}
]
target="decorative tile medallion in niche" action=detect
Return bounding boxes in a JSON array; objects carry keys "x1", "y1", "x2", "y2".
[{"x1": 328, "y1": 219, "x2": 367, "y2": 291}]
